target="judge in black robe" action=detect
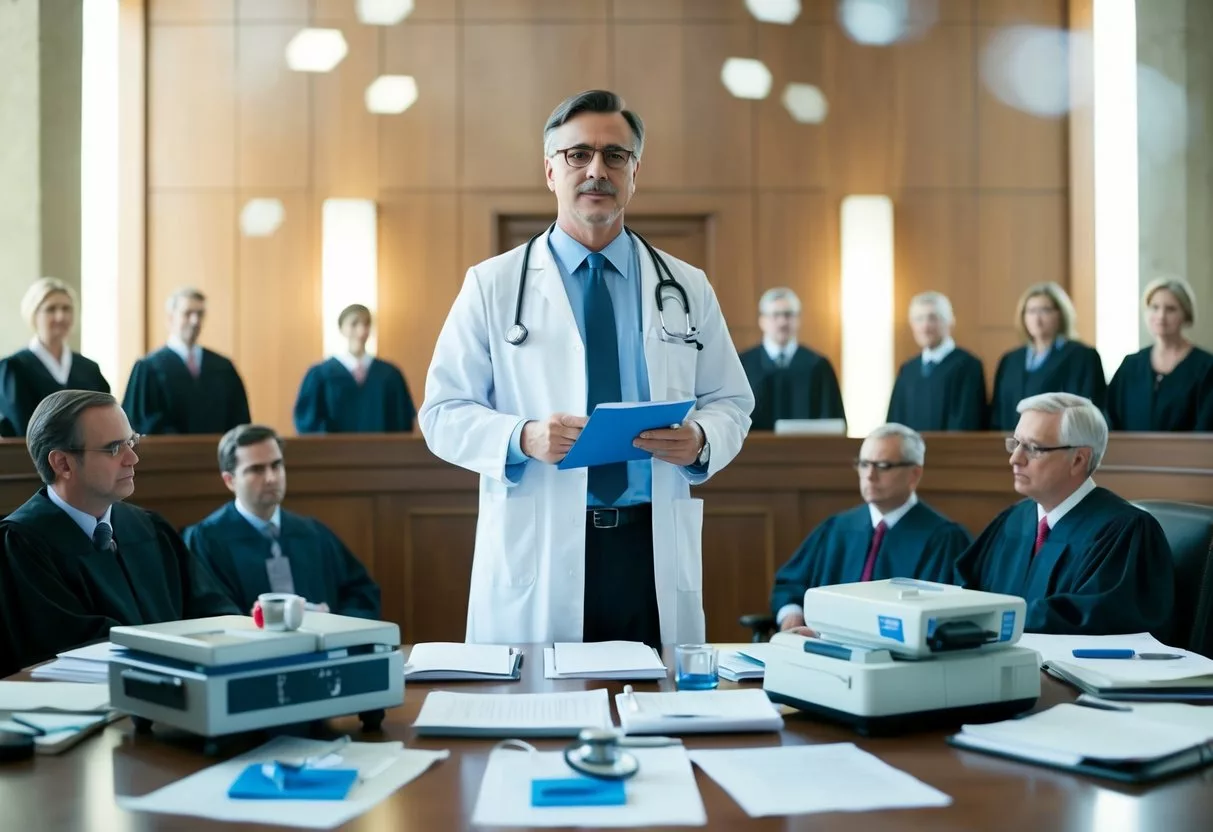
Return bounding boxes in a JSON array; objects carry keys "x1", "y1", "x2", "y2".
[
  {"x1": 1107, "y1": 347, "x2": 1213, "y2": 432},
  {"x1": 123, "y1": 347, "x2": 251, "y2": 435},
  {"x1": 990, "y1": 340, "x2": 1107, "y2": 431},
  {"x1": 770, "y1": 499, "x2": 972, "y2": 621},
  {"x1": 740, "y1": 345, "x2": 845, "y2": 431},
  {"x1": 0, "y1": 489, "x2": 239, "y2": 670},
  {"x1": 184, "y1": 502, "x2": 380, "y2": 619},
  {"x1": 888, "y1": 348, "x2": 987, "y2": 431},
  {"x1": 293, "y1": 357, "x2": 415, "y2": 434},
  {"x1": 955, "y1": 486, "x2": 1173, "y2": 635}
]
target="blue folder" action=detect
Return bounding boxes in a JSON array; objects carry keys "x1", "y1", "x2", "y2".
[
  {"x1": 557, "y1": 400, "x2": 696, "y2": 470},
  {"x1": 228, "y1": 763, "x2": 359, "y2": 800}
]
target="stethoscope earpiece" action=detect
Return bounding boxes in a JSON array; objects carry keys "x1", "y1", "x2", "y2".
[{"x1": 562, "y1": 727, "x2": 640, "y2": 780}]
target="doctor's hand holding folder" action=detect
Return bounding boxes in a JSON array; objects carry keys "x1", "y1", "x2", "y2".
[{"x1": 520, "y1": 400, "x2": 698, "y2": 467}]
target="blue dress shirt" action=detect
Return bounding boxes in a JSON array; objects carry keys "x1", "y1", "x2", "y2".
[{"x1": 1025, "y1": 337, "x2": 1067, "y2": 372}]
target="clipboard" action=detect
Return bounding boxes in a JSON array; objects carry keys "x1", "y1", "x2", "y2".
[{"x1": 557, "y1": 400, "x2": 695, "y2": 469}]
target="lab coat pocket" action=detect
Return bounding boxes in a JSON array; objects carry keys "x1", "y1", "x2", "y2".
[
  {"x1": 476, "y1": 493, "x2": 538, "y2": 588},
  {"x1": 673, "y1": 497, "x2": 704, "y2": 591},
  {"x1": 660, "y1": 341, "x2": 698, "y2": 401}
]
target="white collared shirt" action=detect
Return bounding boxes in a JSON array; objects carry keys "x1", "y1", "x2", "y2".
[
  {"x1": 1037, "y1": 477, "x2": 1097, "y2": 529},
  {"x1": 28, "y1": 337, "x2": 72, "y2": 386},
  {"x1": 334, "y1": 352, "x2": 373, "y2": 377},
  {"x1": 234, "y1": 499, "x2": 282, "y2": 537},
  {"x1": 762, "y1": 338, "x2": 797, "y2": 367},
  {"x1": 921, "y1": 337, "x2": 956, "y2": 366},
  {"x1": 166, "y1": 336, "x2": 202, "y2": 373},
  {"x1": 46, "y1": 484, "x2": 113, "y2": 541},
  {"x1": 868, "y1": 491, "x2": 919, "y2": 530}
]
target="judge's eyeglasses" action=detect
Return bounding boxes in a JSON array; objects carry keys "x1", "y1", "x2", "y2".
[
  {"x1": 1004, "y1": 437, "x2": 1076, "y2": 460},
  {"x1": 71, "y1": 434, "x2": 142, "y2": 458},
  {"x1": 853, "y1": 459, "x2": 917, "y2": 473}
]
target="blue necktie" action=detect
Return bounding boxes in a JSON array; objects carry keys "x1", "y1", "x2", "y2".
[
  {"x1": 584, "y1": 252, "x2": 627, "y2": 506},
  {"x1": 921, "y1": 360, "x2": 934, "y2": 378}
]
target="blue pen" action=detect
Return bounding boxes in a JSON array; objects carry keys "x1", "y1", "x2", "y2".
[{"x1": 1071, "y1": 649, "x2": 1183, "y2": 660}]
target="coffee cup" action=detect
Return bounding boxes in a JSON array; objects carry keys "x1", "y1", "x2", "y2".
[{"x1": 257, "y1": 593, "x2": 306, "y2": 631}]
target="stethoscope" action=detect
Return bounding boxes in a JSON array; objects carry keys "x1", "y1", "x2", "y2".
[
  {"x1": 505, "y1": 224, "x2": 703, "y2": 351},
  {"x1": 495, "y1": 728, "x2": 681, "y2": 781}
]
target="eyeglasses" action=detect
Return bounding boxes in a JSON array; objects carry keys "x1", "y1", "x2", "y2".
[
  {"x1": 854, "y1": 459, "x2": 917, "y2": 473},
  {"x1": 70, "y1": 434, "x2": 141, "y2": 458},
  {"x1": 553, "y1": 145, "x2": 636, "y2": 170},
  {"x1": 1004, "y1": 437, "x2": 1076, "y2": 459}
]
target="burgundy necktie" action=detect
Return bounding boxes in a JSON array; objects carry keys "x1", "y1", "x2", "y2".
[
  {"x1": 186, "y1": 352, "x2": 200, "y2": 378},
  {"x1": 860, "y1": 520, "x2": 887, "y2": 582},
  {"x1": 1033, "y1": 516, "x2": 1050, "y2": 555}
]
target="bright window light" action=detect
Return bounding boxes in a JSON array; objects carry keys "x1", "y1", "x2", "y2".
[
  {"x1": 365, "y1": 75, "x2": 419, "y2": 115},
  {"x1": 1092, "y1": 0, "x2": 1138, "y2": 380},
  {"x1": 81, "y1": 0, "x2": 120, "y2": 388},
  {"x1": 356, "y1": 0, "x2": 415, "y2": 25},
  {"x1": 285, "y1": 29, "x2": 348, "y2": 73},
  {"x1": 721, "y1": 58, "x2": 773, "y2": 100},
  {"x1": 322, "y1": 199, "x2": 378, "y2": 357},
  {"x1": 840, "y1": 196, "x2": 895, "y2": 438},
  {"x1": 240, "y1": 198, "x2": 285, "y2": 237},
  {"x1": 745, "y1": 0, "x2": 801, "y2": 25},
  {"x1": 782, "y1": 83, "x2": 829, "y2": 124}
]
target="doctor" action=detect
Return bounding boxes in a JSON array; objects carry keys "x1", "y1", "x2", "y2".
[{"x1": 420, "y1": 90, "x2": 753, "y2": 647}]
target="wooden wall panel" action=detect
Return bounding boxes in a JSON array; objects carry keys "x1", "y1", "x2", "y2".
[
  {"x1": 312, "y1": 0, "x2": 461, "y2": 23},
  {"x1": 149, "y1": 0, "x2": 234, "y2": 23},
  {"x1": 753, "y1": 22, "x2": 828, "y2": 190},
  {"x1": 236, "y1": 25, "x2": 310, "y2": 190},
  {"x1": 977, "y1": 193, "x2": 1068, "y2": 328},
  {"x1": 312, "y1": 23, "x2": 380, "y2": 197},
  {"x1": 235, "y1": 0, "x2": 308, "y2": 21},
  {"x1": 977, "y1": 0, "x2": 1067, "y2": 26},
  {"x1": 147, "y1": 192, "x2": 238, "y2": 357},
  {"x1": 462, "y1": 0, "x2": 609, "y2": 21},
  {"x1": 148, "y1": 24, "x2": 236, "y2": 189},
  {"x1": 612, "y1": 0, "x2": 746, "y2": 22}
]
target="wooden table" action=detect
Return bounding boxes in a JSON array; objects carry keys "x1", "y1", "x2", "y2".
[{"x1": 2, "y1": 646, "x2": 1211, "y2": 831}]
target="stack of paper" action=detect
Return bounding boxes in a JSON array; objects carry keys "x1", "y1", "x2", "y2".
[
  {"x1": 0, "y1": 681, "x2": 116, "y2": 754},
  {"x1": 404, "y1": 643, "x2": 522, "y2": 681},
  {"x1": 29, "y1": 641, "x2": 123, "y2": 684},
  {"x1": 717, "y1": 643, "x2": 782, "y2": 682},
  {"x1": 948, "y1": 700, "x2": 1213, "y2": 782},
  {"x1": 543, "y1": 641, "x2": 667, "y2": 680},
  {"x1": 1017, "y1": 632, "x2": 1213, "y2": 699},
  {"x1": 616, "y1": 689, "x2": 784, "y2": 735},
  {"x1": 0, "y1": 681, "x2": 111, "y2": 712},
  {"x1": 413, "y1": 689, "x2": 613, "y2": 737}
]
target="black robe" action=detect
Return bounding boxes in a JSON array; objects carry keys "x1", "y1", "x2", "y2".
[
  {"x1": 739, "y1": 345, "x2": 845, "y2": 431},
  {"x1": 122, "y1": 346, "x2": 252, "y2": 435},
  {"x1": 954, "y1": 487, "x2": 1174, "y2": 636},
  {"x1": 887, "y1": 347, "x2": 988, "y2": 431},
  {"x1": 183, "y1": 502, "x2": 380, "y2": 619},
  {"x1": 770, "y1": 501, "x2": 973, "y2": 617},
  {"x1": 293, "y1": 357, "x2": 415, "y2": 434},
  {"x1": 0, "y1": 489, "x2": 239, "y2": 670},
  {"x1": 1106, "y1": 346, "x2": 1213, "y2": 432},
  {"x1": 989, "y1": 340, "x2": 1107, "y2": 431},
  {"x1": 0, "y1": 349, "x2": 110, "y2": 438}
]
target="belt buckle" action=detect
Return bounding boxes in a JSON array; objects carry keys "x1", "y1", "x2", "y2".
[{"x1": 591, "y1": 508, "x2": 620, "y2": 529}]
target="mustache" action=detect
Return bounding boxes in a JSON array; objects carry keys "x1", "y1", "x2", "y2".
[{"x1": 578, "y1": 180, "x2": 617, "y2": 195}]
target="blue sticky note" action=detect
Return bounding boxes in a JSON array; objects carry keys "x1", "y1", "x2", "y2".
[
  {"x1": 531, "y1": 777, "x2": 627, "y2": 807},
  {"x1": 228, "y1": 764, "x2": 359, "y2": 801},
  {"x1": 557, "y1": 400, "x2": 695, "y2": 469}
]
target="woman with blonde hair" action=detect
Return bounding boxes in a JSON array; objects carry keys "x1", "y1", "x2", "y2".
[
  {"x1": 1106, "y1": 276, "x2": 1213, "y2": 431},
  {"x1": 0, "y1": 278, "x2": 110, "y2": 436},
  {"x1": 988, "y1": 282, "x2": 1106, "y2": 430}
]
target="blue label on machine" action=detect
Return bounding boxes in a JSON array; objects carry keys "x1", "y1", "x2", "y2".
[
  {"x1": 927, "y1": 617, "x2": 937, "y2": 637},
  {"x1": 1000, "y1": 610, "x2": 1015, "y2": 642},
  {"x1": 878, "y1": 616, "x2": 905, "y2": 643}
]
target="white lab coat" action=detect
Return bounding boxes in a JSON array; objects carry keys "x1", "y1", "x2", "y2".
[{"x1": 418, "y1": 228, "x2": 754, "y2": 645}]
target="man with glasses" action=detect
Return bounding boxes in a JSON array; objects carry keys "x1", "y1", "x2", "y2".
[
  {"x1": 770, "y1": 423, "x2": 971, "y2": 632},
  {"x1": 0, "y1": 390, "x2": 237, "y2": 669},
  {"x1": 420, "y1": 90, "x2": 753, "y2": 648},
  {"x1": 739, "y1": 287, "x2": 845, "y2": 431},
  {"x1": 955, "y1": 392, "x2": 1174, "y2": 634}
]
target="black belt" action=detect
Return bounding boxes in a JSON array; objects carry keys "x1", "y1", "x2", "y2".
[{"x1": 587, "y1": 504, "x2": 652, "y2": 529}]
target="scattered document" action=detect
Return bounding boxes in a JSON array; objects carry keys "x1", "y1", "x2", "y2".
[
  {"x1": 616, "y1": 689, "x2": 784, "y2": 734},
  {"x1": 1018, "y1": 632, "x2": 1213, "y2": 698},
  {"x1": 0, "y1": 712, "x2": 111, "y2": 754},
  {"x1": 544, "y1": 641, "x2": 667, "y2": 680},
  {"x1": 472, "y1": 745, "x2": 706, "y2": 827},
  {"x1": 404, "y1": 643, "x2": 522, "y2": 681},
  {"x1": 117, "y1": 736, "x2": 448, "y2": 829},
  {"x1": 717, "y1": 644, "x2": 782, "y2": 682},
  {"x1": 0, "y1": 681, "x2": 110, "y2": 712},
  {"x1": 30, "y1": 641, "x2": 123, "y2": 684},
  {"x1": 689, "y1": 744, "x2": 951, "y2": 817},
  {"x1": 557, "y1": 399, "x2": 695, "y2": 470},
  {"x1": 412, "y1": 689, "x2": 612, "y2": 737}
]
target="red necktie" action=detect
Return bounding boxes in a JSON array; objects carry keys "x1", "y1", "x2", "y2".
[
  {"x1": 860, "y1": 520, "x2": 887, "y2": 582},
  {"x1": 186, "y1": 352, "x2": 200, "y2": 378},
  {"x1": 352, "y1": 363, "x2": 367, "y2": 385},
  {"x1": 1033, "y1": 516, "x2": 1050, "y2": 555}
]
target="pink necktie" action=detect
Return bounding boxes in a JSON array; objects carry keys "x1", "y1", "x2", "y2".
[
  {"x1": 1033, "y1": 516, "x2": 1050, "y2": 555},
  {"x1": 186, "y1": 352, "x2": 200, "y2": 378},
  {"x1": 352, "y1": 364, "x2": 367, "y2": 385},
  {"x1": 860, "y1": 520, "x2": 887, "y2": 582}
]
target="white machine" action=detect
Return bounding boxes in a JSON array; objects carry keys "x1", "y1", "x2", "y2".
[
  {"x1": 108, "y1": 613, "x2": 404, "y2": 743},
  {"x1": 762, "y1": 580, "x2": 1041, "y2": 735}
]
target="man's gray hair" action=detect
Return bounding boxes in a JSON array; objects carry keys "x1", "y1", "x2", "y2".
[
  {"x1": 759, "y1": 287, "x2": 801, "y2": 315},
  {"x1": 166, "y1": 286, "x2": 206, "y2": 313},
  {"x1": 542, "y1": 90, "x2": 645, "y2": 159},
  {"x1": 865, "y1": 422, "x2": 926, "y2": 466},
  {"x1": 1016, "y1": 392, "x2": 1108, "y2": 473},
  {"x1": 909, "y1": 291, "x2": 954, "y2": 324},
  {"x1": 26, "y1": 390, "x2": 119, "y2": 485}
]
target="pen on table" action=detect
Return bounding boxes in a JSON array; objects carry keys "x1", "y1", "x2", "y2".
[
  {"x1": 8, "y1": 716, "x2": 47, "y2": 736},
  {"x1": 618, "y1": 736, "x2": 683, "y2": 748},
  {"x1": 1071, "y1": 649, "x2": 1184, "y2": 660}
]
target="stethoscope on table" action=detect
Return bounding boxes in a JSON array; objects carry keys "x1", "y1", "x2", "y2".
[
  {"x1": 497, "y1": 728, "x2": 681, "y2": 781},
  {"x1": 504, "y1": 224, "x2": 703, "y2": 351}
]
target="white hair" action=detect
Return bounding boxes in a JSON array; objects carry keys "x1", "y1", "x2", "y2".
[
  {"x1": 909, "y1": 291, "x2": 954, "y2": 324},
  {"x1": 1016, "y1": 392, "x2": 1108, "y2": 473},
  {"x1": 166, "y1": 286, "x2": 206, "y2": 313},
  {"x1": 759, "y1": 287, "x2": 801, "y2": 315},
  {"x1": 864, "y1": 422, "x2": 926, "y2": 466}
]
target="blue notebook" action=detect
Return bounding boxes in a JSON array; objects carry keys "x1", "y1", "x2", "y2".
[
  {"x1": 557, "y1": 400, "x2": 696, "y2": 469},
  {"x1": 228, "y1": 764, "x2": 359, "y2": 800}
]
